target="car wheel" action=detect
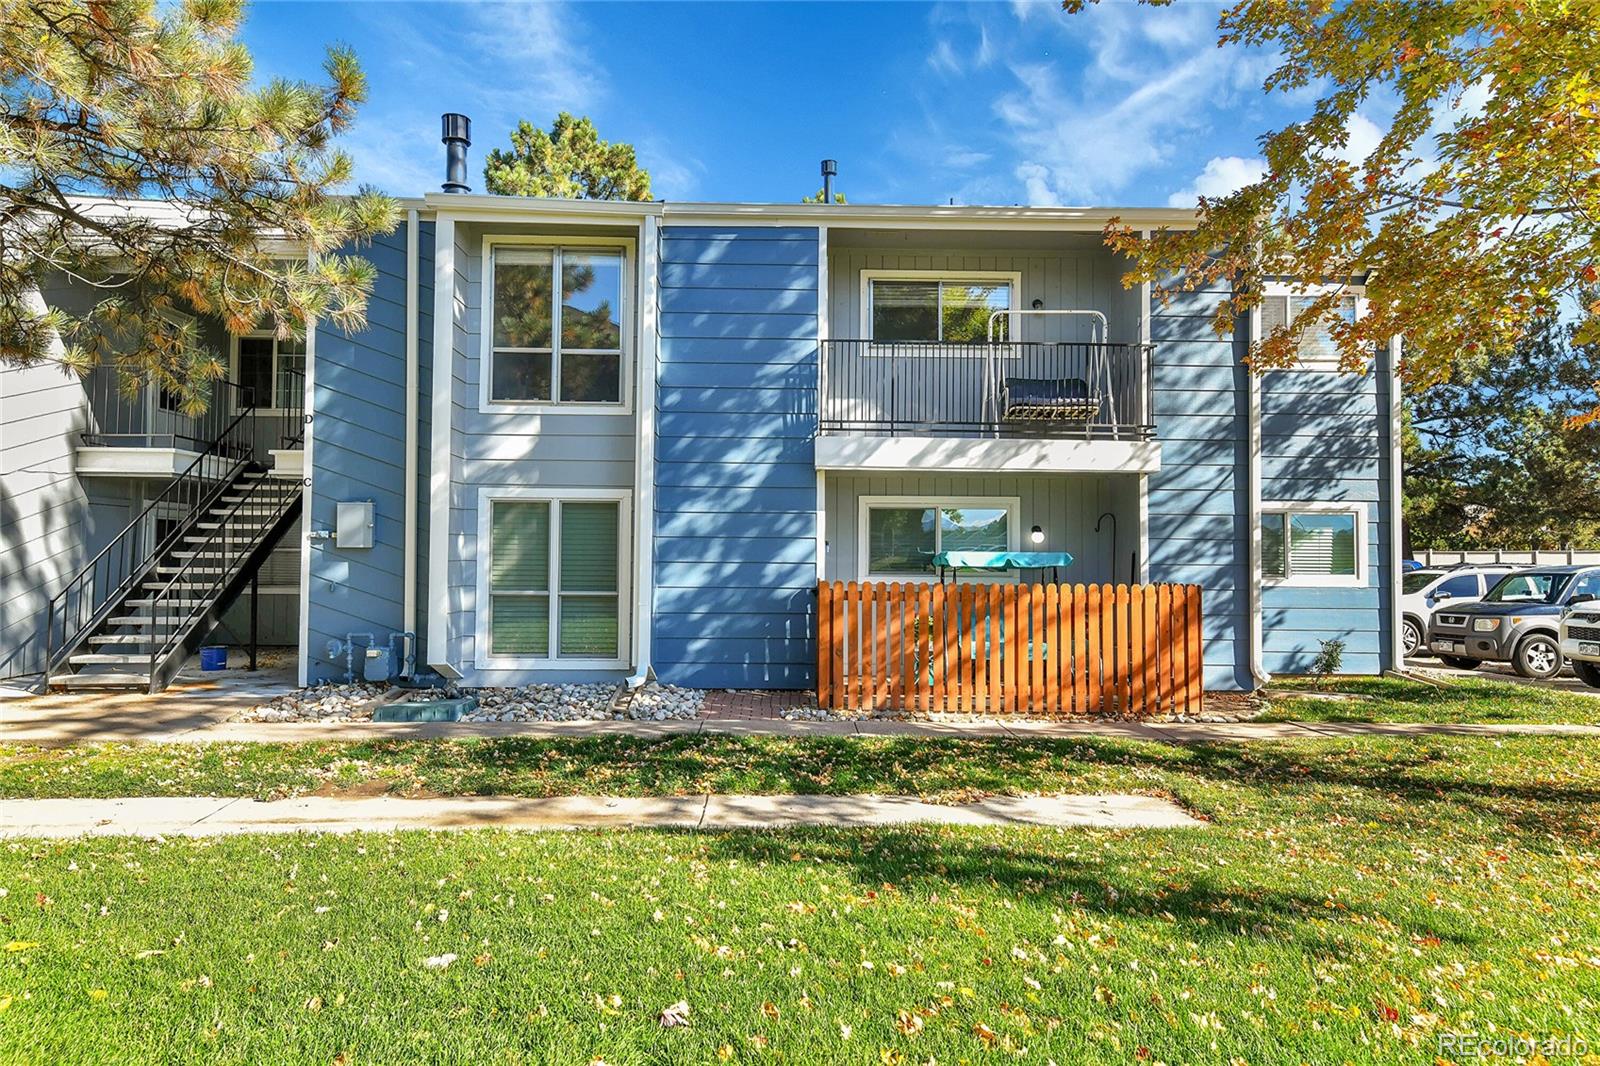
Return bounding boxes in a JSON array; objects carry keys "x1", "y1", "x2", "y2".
[
  {"x1": 1439, "y1": 655, "x2": 1480, "y2": 670},
  {"x1": 1573, "y1": 660, "x2": 1600, "y2": 690},
  {"x1": 1512, "y1": 633, "x2": 1562, "y2": 680},
  {"x1": 1402, "y1": 618, "x2": 1424, "y2": 658}
]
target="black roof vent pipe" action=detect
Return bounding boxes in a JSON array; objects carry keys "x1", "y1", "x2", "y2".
[
  {"x1": 441, "y1": 113, "x2": 472, "y2": 193},
  {"x1": 821, "y1": 159, "x2": 837, "y2": 203}
]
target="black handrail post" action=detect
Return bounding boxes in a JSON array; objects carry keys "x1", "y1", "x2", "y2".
[{"x1": 248, "y1": 571, "x2": 258, "y2": 671}]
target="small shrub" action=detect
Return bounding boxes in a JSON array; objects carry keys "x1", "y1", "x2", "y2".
[{"x1": 1312, "y1": 638, "x2": 1346, "y2": 684}]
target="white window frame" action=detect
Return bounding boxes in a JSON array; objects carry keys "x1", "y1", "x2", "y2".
[
  {"x1": 859, "y1": 269, "x2": 1022, "y2": 348},
  {"x1": 473, "y1": 486, "x2": 633, "y2": 671},
  {"x1": 856, "y1": 494, "x2": 1021, "y2": 583},
  {"x1": 1259, "y1": 281, "x2": 1368, "y2": 372},
  {"x1": 1261, "y1": 500, "x2": 1369, "y2": 588},
  {"x1": 479, "y1": 235, "x2": 635, "y2": 415},
  {"x1": 229, "y1": 330, "x2": 306, "y2": 414}
]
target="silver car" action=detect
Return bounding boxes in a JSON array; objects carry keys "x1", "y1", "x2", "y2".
[{"x1": 1558, "y1": 596, "x2": 1600, "y2": 689}]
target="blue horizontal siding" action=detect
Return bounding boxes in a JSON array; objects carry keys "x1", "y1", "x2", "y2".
[
  {"x1": 307, "y1": 223, "x2": 416, "y2": 682},
  {"x1": 654, "y1": 226, "x2": 820, "y2": 689},
  {"x1": 659, "y1": 262, "x2": 817, "y2": 289},
  {"x1": 1148, "y1": 288, "x2": 1252, "y2": 691}
]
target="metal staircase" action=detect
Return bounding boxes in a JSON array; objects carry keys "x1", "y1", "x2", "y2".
[{"x1": 45, "y1": 376, "x2": 305, "y2": 693}]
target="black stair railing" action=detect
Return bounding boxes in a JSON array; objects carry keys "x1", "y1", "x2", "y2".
[
  {"x1": 143, "y1": 468, "x2": 301, "y2": 687},
  {"x1": 277, "y1": 366, "x2": 307, "y2": 449},
  {"x1": 44, "y1": 381, "x2": 257, "y2": 676}
]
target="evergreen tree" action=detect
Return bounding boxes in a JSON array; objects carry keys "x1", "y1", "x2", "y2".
[{"x1": 0, "y1": 0, "x2": 398, "y2": 409}]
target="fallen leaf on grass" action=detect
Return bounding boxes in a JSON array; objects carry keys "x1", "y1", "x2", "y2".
[
  {"x1": 658, "y1": 1000, "x2": 691, "y2": 1028},
  {"x1": 422, "y1": 953, "x2": 457, "y2": 971},
  {"x1": 4, "y1": 942, "x2": 40, "y2": 953},
  {"x1": 973, "y1": 1022, "x2": 998, "y2": 1047},
  {"x1": 761, "y1": 1001, "x2": 780, "y2": 1021},
  {"x1": 895, "y1": 1010, "x2": 924, "y2": 1037}
]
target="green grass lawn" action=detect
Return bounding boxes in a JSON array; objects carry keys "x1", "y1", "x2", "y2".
[
  {"x1": 1263, "y1": 673, "x2": 1600, "y2": 724},
  {"x1": 3, "y1": 733, "x2": 1600, "y2": 1063}
]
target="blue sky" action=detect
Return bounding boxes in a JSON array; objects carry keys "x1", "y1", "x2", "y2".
[{"x1": 242, "y1": 1, "x2": 1312, "y2": 207}]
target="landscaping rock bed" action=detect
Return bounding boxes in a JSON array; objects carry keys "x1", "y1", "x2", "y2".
[
  {"x1": 234, "y1": 682, "x2": 388, "y2": 723},
  {"x1": 236, "y1": 681, "x2": 706, "y2": 724}
]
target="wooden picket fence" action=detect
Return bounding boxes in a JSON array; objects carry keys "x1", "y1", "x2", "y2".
[{"x1": 817, "y1": 581, "x2": 1203, "y2": 717}]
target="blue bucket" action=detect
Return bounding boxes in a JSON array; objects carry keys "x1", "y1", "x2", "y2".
[{"x1": 199, "y1": 646, "x2": 228, "y2": 671}]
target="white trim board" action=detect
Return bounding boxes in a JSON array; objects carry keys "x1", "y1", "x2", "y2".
[
  {"x1": 472, "y1": 486, "x2": 634, "y2": 672},
  {"x1": 814, "y1": 435, "x2": 1161, "y2": 475},
  {"x1": 426, "y1": 214, "x2": 457, "y2": 677}
]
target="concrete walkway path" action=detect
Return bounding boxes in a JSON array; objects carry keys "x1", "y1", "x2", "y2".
[{"x1": 0, "y1": 792, "x2": 1202, "y2": 838}]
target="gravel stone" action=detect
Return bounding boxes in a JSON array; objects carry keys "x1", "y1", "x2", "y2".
[{"x1": 238, "y1": 680, "x2": 709, "y2": 724}]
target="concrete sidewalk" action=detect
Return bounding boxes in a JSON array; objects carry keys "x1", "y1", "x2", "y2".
[{"x1": 0, "y1": 792, "x2": 1203, "y2": 838}]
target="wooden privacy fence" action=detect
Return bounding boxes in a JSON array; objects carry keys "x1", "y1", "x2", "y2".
[{"x1": 817, "y1": 582, "x2": 1203, "y2": 717}]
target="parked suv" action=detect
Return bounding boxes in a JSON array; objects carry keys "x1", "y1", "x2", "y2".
[
  {"x1": 1399, "y1": 566, "x2": 1512, "y2": 659},
  {"x1": 1429, "y1": 566, "x2": 1600, "y2": 679},
  {"x1": 1558, "y1": 596, "x2": 1600, "y2": 689}
]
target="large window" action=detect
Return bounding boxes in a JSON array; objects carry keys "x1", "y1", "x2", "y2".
[
  {"x1": 865, "y1": 274, "x2": 1016, "y2": 343},
  {"x1": 1259, "y1": 286, "x2": 1363, "y2": 369},
  {"x1": 1262, "y1": 504, "x2": 1365, "y2": 586},
  {"x1": 234, "y1": 334, "x2": 306, "y2": 411},
  {"x1": 481, "y1": 493, "x2": 627, "y2": 664},
  {"x1": 487, "y1": 244, "x2": 626, "y2": 405},
  {"x1": 859, "y1": 496, "x2": 1017, "y2": 580}
]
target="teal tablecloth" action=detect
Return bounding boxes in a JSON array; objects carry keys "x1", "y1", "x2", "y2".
[{"x1": 932, "y1": 550, "x2": 1074, "y2": 571}]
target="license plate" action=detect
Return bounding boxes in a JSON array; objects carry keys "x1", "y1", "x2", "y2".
[
  {"x1": 1432, "y1": 640, "x2": 1463, "y2": 653},
  {"x1": 1581, "y1": 642, "x2": 1600, "y2": 657}
]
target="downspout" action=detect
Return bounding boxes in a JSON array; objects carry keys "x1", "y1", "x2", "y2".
[
  {"x1": 625, "y1": 212, "x2": 662, "y2": 689},
  {"x1": 1246, "y1": 299, "x2": 1272, "y2": 687},
  {"x1": 1387, "y1": 335, "x2": 1405, "y2": 672},
  {"x1": 402, "y1": 208, "x2": 419, "y2": 646}
]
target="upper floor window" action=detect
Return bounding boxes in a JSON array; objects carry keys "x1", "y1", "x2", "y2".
[
  {"x1": 234, "y1": 333, "x2": 305, "y2": 412},
  {"x1": 864, "y1": 272, "x2": 1016, "y2": 343},
  {"x1": 1260, "y1": 285, "x2": 1362, "y2": 369},
  {"x1": 488, "y1": 244, "x2": 626, "y2": 406}
]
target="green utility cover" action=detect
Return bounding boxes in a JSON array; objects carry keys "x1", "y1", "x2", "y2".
[{"x1": 372, "y1": 697, "x2": 475, "y2": 723}]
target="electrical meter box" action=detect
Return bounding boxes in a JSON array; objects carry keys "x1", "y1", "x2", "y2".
[{"x1": 336, "y1": 501, "x2": 375, "y2": 548}]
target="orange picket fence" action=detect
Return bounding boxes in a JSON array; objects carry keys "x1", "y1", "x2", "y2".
[{"x1": 816, "y1": 581, "x2": 1204, "y2": 717}]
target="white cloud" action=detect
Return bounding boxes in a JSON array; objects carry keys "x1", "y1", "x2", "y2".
[
  {"x1": 989, "y1": 4, "x2": 1271, "y2": 204},
  {"x1": 928, "y1": 39, "x2": 962, "y2": 75},
  {"x1": 1166, "y1": 155, "x2": 1267, "y2": 207},
  {"x1": 339, "y1": 2, "x2": 613, "y2": 193},
  {"x1": 1337, "y1": 112, "x2": 1383, "y2": 165}
]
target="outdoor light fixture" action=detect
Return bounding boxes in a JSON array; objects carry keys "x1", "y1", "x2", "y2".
[
  {"x1": 1031, "y1": 298, "x2": 1044, "y2": 310},
  {"x1": 1030, "y1": 525, "x2": 1045, "y2": 545}
]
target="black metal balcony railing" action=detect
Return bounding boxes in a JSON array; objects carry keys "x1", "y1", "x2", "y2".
[
  {"x1": 819, "y1": 340, "x2": 1155, "y2": 441},
  {"x1": 81, "y1": 367, "x2": 249, "y2": 452},
  {"x1": 81, "y1": 365, "x2": 306, "y2": 455},
  {"x1": 275, "y1": 366, "x2": 306, "y2": 450}
]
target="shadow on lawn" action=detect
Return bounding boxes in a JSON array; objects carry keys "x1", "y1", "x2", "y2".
[
  {"x1": 689, "y1": 826, "x2": 1475, "y2": 955},
  {"x1": 365, "y1": 732, "x2": 1600, "y2": 842}
]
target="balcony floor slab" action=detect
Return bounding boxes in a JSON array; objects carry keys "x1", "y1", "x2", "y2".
[{"x1": 814, "y1": 434, "x2": 1161, "y2": 475}]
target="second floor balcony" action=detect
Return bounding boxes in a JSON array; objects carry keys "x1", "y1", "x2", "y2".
[
  {"x1": 819, "y1": 339, "x2": 1154, "y2": 441},
  {"x1": 78, "y1": 365, "x2": 305, "y2": 479}
]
